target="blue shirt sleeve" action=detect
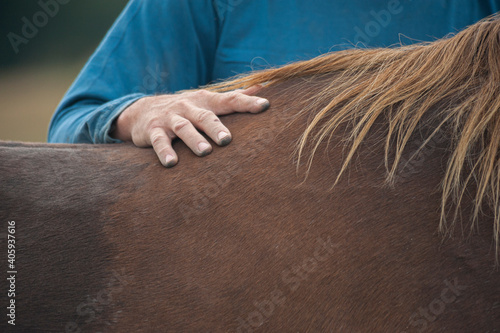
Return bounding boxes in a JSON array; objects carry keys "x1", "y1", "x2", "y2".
[
  {"x1": 48, "y1": 0, "x2": 219, "y2": 143},
  {"x1": 49, "y1": 0, "x2": 500, "y2": 144}
]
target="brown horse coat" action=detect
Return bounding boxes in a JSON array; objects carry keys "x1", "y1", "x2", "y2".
[
  {"x1": 2, "y1": 16, "x2": 500, "y2": 333},
  {"x1": 1, "y1": 78, "x2": 498, "y2": 332}
]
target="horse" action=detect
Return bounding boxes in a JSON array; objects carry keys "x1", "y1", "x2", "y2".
[{"x1": 1, "y1": 15, "x2": 500, "y2": 333}]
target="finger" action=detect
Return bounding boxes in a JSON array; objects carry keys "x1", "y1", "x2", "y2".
[
  {"x1": 208, "y1": 90, "x2": 270, "y2": 115},
  {"x1": 240, "y1": 84, "x2": 264, "y2": 96},
  {"x1": 148, "y1": 127, "x2": 178, "y2": 167},
  {"x1": 186, "y1": 107, "x2": 232, "y2": 146},
  {"x1": 168, "y1": 115, "x2": 212, "y2": 157}
]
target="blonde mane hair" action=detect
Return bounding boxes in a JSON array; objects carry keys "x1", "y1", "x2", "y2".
[{"x1": 211, "y1": 15, "x2": 500, "y2": 262}]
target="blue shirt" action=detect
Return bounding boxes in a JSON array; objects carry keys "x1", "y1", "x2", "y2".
[{"x1": 48, "y1": 0, "x2": 500, "y2": 144}]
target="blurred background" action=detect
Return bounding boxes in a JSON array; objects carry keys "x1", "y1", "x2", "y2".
[{"x1": 0, "y1": 0, "x2": 128, "y2": 142}]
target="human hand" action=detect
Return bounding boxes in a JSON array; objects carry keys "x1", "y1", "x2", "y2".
[{"x1": 111, "y1": 85, "x2": 269, "y2": 167}]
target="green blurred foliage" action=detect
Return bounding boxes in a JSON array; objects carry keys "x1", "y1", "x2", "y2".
[{"x1": 0, "y1": 0, "x2": 129, "y2": 68}]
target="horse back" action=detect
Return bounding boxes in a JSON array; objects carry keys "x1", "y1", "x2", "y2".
[{"x1": 0, "y1": 82, "x2": 498, "y2": 332}]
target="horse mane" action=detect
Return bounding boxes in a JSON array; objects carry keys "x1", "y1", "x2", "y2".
[{"x1": 210, "y1": 15, "x2": 500, "y2": 262}]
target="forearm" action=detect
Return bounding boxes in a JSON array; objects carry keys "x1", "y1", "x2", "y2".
[
  {"x1": 48, "y1": 94, "x2": 145, "y2": 144},
  {"x1": 48, "y1": 0, "x2": 219, "y2": 145}
]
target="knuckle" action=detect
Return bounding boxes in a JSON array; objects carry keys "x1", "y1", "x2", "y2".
[
  {"x1": 174, "y1": 99, "x2": 191, "y2": 111},
  {"x1": 225, "y1": 91, "x2": 245, "y2": 109},
  {"x1": 194, "y1": 109, "x2": 215, "y2": 124},
  {"x1": 225, "y1": 91, "x2": 240, "y2": 103},
  {"x1": 194, "y1": 89, "x2": 210, "y2": 98},
  {"x1": 172, "y1": 119, "x2": 191, "y2": 133},
  {"x1": 150, "y1": 133, "x2": 164, "y2": 147},
  {"x1": 195, "y1": 89, "x2": 216, "y2": 108},
  {"x1": 145, "y1": 118, "x2": 163, "y2": 133}
]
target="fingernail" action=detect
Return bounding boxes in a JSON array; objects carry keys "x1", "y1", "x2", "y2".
[
  {"x1": 198, "y1": 142, "x2": 211, "y2": 156},
  {"x1": 218, "y1": 131, "x2": 231, "y2": 146},
  {"x1": 165, "y1": 154, "x2": 175, "y2": 167},
  {"x1": 256, "y1": 98, "x2": 270, "y2": 111}
]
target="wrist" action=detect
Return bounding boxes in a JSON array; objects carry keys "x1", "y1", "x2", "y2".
[{"x1": 111, "y1": 98, "x2": 145, "y2": 141}]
